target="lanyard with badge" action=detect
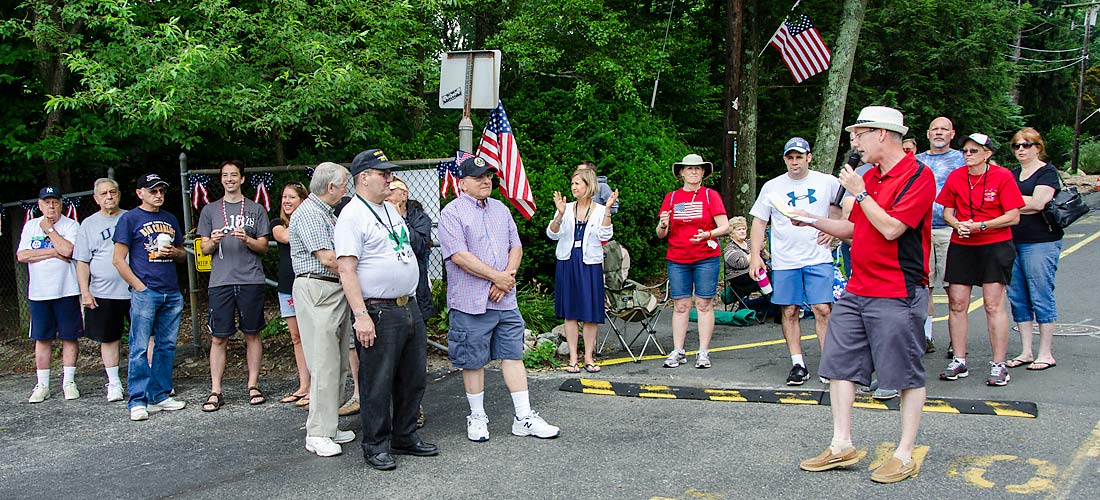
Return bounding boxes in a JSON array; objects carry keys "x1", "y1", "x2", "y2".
[{"x1": 356, "y1": 194, "x2": 413, "y2": 263}]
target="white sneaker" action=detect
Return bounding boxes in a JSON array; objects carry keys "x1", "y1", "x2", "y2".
[
  {"x1": 663, "y1": 349, "x2": 687, "y2": 368},
  {"x1": 28, "y1": 384, "x2": 50, "y2": 403},
  {"x1": 305, "y1": 436, "x2": 342, "y2": 457},
  {"x1": 695, "y1": 351, "x2": 711, "y2": 369},
  {"x1": 151, "y1": 397, "x2": 186, "y2": 411},
  {"x1": 130, "y1": 406, "x2": 149, "y2": 421},
  {"x1": 334, "y1": 430, "x2": 355, "y2": 444},
  {"x1": 63, "y1": 381, "x2": 80, "y2": 400},
  {"x1": 106, "y1": 383, "x2": 124, "y2": 402},
  {"x1": 467, "y1": 413, "x2": 490, "y2": 442},
  {"x1": 512, "y1": 411, "x2": 560, "y2": 439}
]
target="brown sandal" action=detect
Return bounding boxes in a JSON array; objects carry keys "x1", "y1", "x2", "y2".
[
  {"x1": 248, "y1": 386, "x2": 266, "y2": 405},
  {"x1": 202, "y1": 392, "x2": 223, "y2": 412}
]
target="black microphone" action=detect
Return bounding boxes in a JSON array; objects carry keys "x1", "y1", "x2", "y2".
[{"x1": 846, "y1": 150, "x2": 862, "y2": 169}]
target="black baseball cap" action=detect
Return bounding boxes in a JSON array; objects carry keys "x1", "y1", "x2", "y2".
[
  {"x1": 137, "y1": 173, "x2": 169, "y2": 189},
  {"x1": 456, "y1": 156, "x2": 496, "y2": 178}
]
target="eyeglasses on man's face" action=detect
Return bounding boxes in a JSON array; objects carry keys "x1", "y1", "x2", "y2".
[{"x1": 849, "y1": 129, "x2": 877, "y2": 143}]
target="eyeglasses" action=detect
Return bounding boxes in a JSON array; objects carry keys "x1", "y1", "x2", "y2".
[
  {"x1": 1011, "y1": 142, "x2": 1036, "y2": 150},
  {"x1": 145, "y1": 187, "x2": 167, "y2": 195},
  {"x1": 850, "y1": 129, "x2": 878, "y2": 143},
  {"x1": 961, "y1": 148, "x2": 986, "y2": 155},
  {"x1": 371, "y1": 170, "x2": 395, "y2": 180}
]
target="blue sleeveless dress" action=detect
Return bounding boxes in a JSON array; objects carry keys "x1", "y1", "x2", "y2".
[{"x1": 554, "y1": 221, "x2": 605, "y2": 323}]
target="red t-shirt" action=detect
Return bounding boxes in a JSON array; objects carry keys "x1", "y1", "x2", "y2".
[
  {"x1": 846, "y1": 155, "x2": 936, "y2": 298},
  {"x1": 935, "y1": 164, "x2": 1024, "y2": 246},
  {"x1": 660, "y1": 187, "x2": 726, "y2": 264}
]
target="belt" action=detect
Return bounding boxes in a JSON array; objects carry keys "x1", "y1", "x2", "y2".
[
  {"x1": 365, "y1": 296, "x2": 413, "y2": 307},
  {"x1": 296, "y1": 273, "x2": 340, "y2": 284}
]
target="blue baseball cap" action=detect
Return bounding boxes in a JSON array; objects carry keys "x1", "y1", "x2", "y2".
[
  {"x1": 38, "y1": 186, "x2": 61, "y2": 200},
  {"x1": 784, "y1": 137, "x2": 811, "y2": 155}
]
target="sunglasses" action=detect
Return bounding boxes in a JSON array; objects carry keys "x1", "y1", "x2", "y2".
[
  {"x1": 961, "y1": 148, "x2": 986, "y2": 155},
  {"x1": 145, "y1": 187, "x2": 167, "y2": 195},
  {"x1": 1011, "y1": 142, "x2": 1036, "y2": 150}
]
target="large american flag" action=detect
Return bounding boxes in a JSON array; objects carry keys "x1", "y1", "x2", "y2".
[
  {"x1": 769, "y1": 14, "x2": 831, "y2": 84},
  {"x1": 477, "y1": 101, "x2": 535, "y2": 220}
]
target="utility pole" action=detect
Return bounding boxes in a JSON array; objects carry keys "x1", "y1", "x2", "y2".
[
  {"x1": 722, "y1": 0, "x2": 743, "y2": 210},
  {"x1": 1067, "y1": 1, "x2": 1099, "y2": 173}
]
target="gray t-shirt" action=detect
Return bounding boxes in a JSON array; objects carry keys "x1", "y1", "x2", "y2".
[
  {"x1": 197, "y1": 198, "x2": 271, "y2": 287},
  {"x1": 73, "y1": 210, "x2": 131, "y2": 300}
]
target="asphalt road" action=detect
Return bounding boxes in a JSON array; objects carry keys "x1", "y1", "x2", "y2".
[{"x1": 2, "y1": 208, "x2": 1099, "y2": 499}]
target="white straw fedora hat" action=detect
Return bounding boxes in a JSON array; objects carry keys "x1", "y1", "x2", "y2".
[
  {"x1": 844, "y1": 106, "x2": 909, "y2": 136},
  {"x1": 672, "y1": 153, "x2": 714, "y2": 178}
]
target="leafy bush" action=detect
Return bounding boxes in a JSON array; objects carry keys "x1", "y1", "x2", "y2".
[
  {"x1": 261, "y1": 318, "x2": 288, "y2": 339},
  {"x1": 1043, "y1": 124, "x2": 1075, "y2": 170},
  {"x1": 523, "y1": 340, "x2": 562, "y2": 370},
  {"x1": 1077, "y1": 140, "x2": 1100, "y2": 175},
  {"x1": 516, "y1": 282, "x2": 558, "y2": 335}
]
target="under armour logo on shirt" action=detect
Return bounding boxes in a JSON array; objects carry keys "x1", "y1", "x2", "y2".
[{"x1": 786, "y1": 189, "x2": 817, "y2": 205}]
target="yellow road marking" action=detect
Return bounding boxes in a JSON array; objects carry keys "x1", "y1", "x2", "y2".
[
  {"x1": 948, "y1": 454, "x2": 1057, "y2": 494},
  {"x1": 598, "y1": 335, "x2": 818, "y2": 366},
  {"x1": 867, "y1": 442, "x2": 930, "y2": 474},
  {"x1": 1046, "y1": 419, "x2": 1100, "y2": 500}
]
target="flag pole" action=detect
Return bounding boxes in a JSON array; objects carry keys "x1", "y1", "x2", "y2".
[{"x1": 757, "y1": 0, "x2": 802, "y2": 58}]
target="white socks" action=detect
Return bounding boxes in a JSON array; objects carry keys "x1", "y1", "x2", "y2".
[
  {"x1": 466, "y1": 391, "x2": 485, "y2": 416},
  {"x1": 830, "y1": 438, "x2": 853, "y2": 454},
  {"x1": 36, "y1": 369, "x2": 50, "y2": 387},
  {"x1": 893, "y1": 450, "x2": 913, "y2": 465},
  {"x1": 62, "y1": 366, "x2": 76, "y2": 385},
  {"x1": 105, "y1": 366, "x2": 121, "y2": 385},
  {"x1": 924, "y1": 316, "x2": 933, "y2": 340},
  {"x1": 511, "y1": 390, "x2": 531, "y2": 419},
  {"x1": 791, "y1": 354, "x2": 805, "y2": 367}
]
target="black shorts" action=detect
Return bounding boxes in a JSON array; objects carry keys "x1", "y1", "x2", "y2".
[
  {"x1": 83, "y1": 298, "x2": 131, "y2": 343},
  {"x1": 944, "y1": 240, "x2": 1016, "y2": 286},
  {"x1": 208, "y1": 284, "x2": 266, "y2": 337}
]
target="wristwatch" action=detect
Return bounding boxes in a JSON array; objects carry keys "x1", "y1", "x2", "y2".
[
  {"x1": 353, "y1": 309, "x2": 369, "y2": 317},
  {"x1": 980, "y1": 222, "x2": 987, "y2": 231},
  {"x1": 854, "y1": 191, "x2": 871, "y2": 203},
  {"x1": 46, "y1": 227, "x2": 55, "y2": 234}
]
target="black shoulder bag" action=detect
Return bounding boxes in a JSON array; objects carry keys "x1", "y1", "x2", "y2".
[{"x1": 1043, "y1": 170, "x2": 1089, "y2": 229}]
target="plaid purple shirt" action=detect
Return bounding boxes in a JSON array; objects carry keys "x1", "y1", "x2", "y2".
[{"x1": 439, "y1": 192, "x2": 521, "y2": 314}]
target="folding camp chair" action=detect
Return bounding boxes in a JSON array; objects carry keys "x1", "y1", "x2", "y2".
[
  {"x1": 597, "y1": 241, "x2": 668, "y2": 362},
  {"x1": 719, "y1": 273, "x2": 771, "y2": 324}
]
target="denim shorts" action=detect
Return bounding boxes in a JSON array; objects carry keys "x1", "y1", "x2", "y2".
[
  {"x1": 447, "y1": 308, "x2": 526, "y2": 369},
  {"x1": 278, "y1": 292, "x2": 296, "y2": 318},
  {"x1": 668, "y1": 256, "x2": 721, "y2": 300},
  {"x1": 1007, "y1": 240, "x2": 1061, "y2": 324},
  {"x1": 771, "y1": 263, "x2": 835, "y2": 306}
]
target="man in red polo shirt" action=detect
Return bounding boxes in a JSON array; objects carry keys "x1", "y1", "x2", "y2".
[{"x1": 789, "y1": 106, "x2": 936, "y2": 484}]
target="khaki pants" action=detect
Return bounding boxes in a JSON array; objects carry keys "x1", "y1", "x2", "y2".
[
  {"x1": 293, "y1": 277, "x2": 351, "y2": 438},
  {"x1": 929, "y1": 227, "x2": 952, "y2": 289}
]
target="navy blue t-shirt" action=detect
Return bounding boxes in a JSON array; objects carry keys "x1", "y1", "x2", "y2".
[{"x1": 113, "y1": 206, "x2": 184, "y2": 293}]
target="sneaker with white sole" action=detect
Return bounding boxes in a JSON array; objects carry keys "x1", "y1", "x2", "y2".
[
  {"x1": 334, "y1": 430, "x2": 355, "y2": 444},
  {"x1": 106, "y1": 383, "x2": 124, "y2": 402},
  {"x1": 786, "y1": 365, "x2": 810, "y2": 386},
  {"x1": 663, "y1": 349, "x2": 687, "y2": 368},
  {"x1": 512, "y1": 411, "x2": 560, "y2": 439},
  {"x1": 987, "y1": 362, "x2": 1011, "y2": 386},
  {"x1": 940, "y1": 358, "x2": 968, "y2": 381},
  {"x1": 62, "y1": 381, "x2": 80, "y2": 400},
  {"x1": 819, "y1": 376, "x2": 831, "y2": 384},
  {"x1": 151, "y1": 397, "x2": 186, "y2": 411},
  {"x1": 305, "y1": 436, "x2": 342, "y2": 457},
  {"x1": 130, "y1": 406, "x2": 149, "y2": 421},
  {"x1": 28, "y1": 384, "x2": 50, "y2": 403},
  {"x1": 695, "y1": 351, "x2": 711, "y2": 369},
  {"x1": 467, "y1": 413, "x2": 489, "y2": 442},
  {"x1": 872, "y1": 388, "x2": 899, "y2": 400}
]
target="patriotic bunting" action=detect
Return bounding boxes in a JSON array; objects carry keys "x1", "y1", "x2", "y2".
[
  {"x1": 251, "y1": 172, "x2": 274, "y2": 211},
  {"x1": 190, "y1": 174, "x2": 211, "y2": 209}
]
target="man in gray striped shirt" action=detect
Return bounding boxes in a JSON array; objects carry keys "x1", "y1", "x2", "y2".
[{"x1": 289, "y1": 161, "x2": 356, "y2": 458}]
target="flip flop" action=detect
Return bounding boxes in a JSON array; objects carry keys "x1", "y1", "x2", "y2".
[
  {"x1": 279, "y1": 392, "x2": 308, "y2": 403},
  {"x1": 1005, "y1": 357, "x2": 1034, "y2": 368},
  {"x1": 1026, "y1": 361, "x2": 1056, "y2": 371},
  {"x1": 584, "y1": 363, "x2": 602, "y2": 373},
  {"x1": 565, "y1": 364, "x2": 581, "y2": 374}
]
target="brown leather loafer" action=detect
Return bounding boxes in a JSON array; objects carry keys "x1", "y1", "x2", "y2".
[
  {"x1": 870, "y1": 457, "x2": 917, "y2": 483},
  {"x1": 799, "y1": 447, "x2": 859, "y2": 472}
]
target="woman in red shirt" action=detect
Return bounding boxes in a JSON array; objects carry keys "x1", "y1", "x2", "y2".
[
  {"x1": 935, "y1": 133, "x2": 1024, "y2": 387},
  {"x1": 656, "y1": 154, "x2": 730, "y2": 369}
]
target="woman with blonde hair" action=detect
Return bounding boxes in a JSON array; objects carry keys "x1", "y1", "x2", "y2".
[{"x1": 548, "y1": 168, "x2": 618, "y2": 373}]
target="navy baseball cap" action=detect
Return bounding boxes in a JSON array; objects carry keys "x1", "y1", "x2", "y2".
[
  {"x1": 784, "y1": 137, "x2": 811, "y2": 155},
  {"x1": 456, "y1": 156, "x2": 497, "y2": 178},
  {"x1": 137, "y1": 173, "x2": 169, "y2": 189},
  {"x1": 38, "y1": 186, "x2": 61, "y2": 200},
  {"x1": 351, "y1": 149, "x2": 399, "y2": 176}
]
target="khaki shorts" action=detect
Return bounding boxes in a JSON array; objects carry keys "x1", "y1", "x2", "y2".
[{"x1": 928, "y1": 227, "x2": 952, "y2": 289}]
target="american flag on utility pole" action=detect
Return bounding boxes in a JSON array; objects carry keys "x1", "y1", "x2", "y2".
[
  {"x1": 769, "y1": 13, "x2": 831, "y2": 84},
  {"x1": 477, "y1": 101, "x2": 535, "y2": 220}
]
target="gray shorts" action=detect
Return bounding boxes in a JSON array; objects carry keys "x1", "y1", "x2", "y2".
[
  {"x1": 447, "y1": 308, "x2": 526, "y2": 369},
  {"x1": 818, "y1": 291, "x2": 928, "y2": 390}
]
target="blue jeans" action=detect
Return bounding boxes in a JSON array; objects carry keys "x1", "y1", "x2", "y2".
[
  {"x1": 668, "y1": 256, "x2": 721, "y2": 300},
  {"x1": 127, "y1": 288, "x2": 183, "y2": 408},
  {"x1": 1006, "y1": 240, "x2": 1061, "y2": 324}
]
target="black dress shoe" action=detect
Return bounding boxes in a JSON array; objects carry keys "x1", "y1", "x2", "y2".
[
  {"x1": 365, "y1": 452, "x2": 397, "y2": 471},
  {"x1": 390, "y1": 441, "x2": 439, "y2": 457}
]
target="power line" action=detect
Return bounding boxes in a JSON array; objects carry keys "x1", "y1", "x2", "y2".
[
  {"x1": 1007, "y1": 53, "x2": 1087, "y2": 63},
  {"x1": 1017, "y1": 57, "x2": 1086, "y2": 73},
  {"x1": 1009, "y1": 44, "x2": 1083, "y2": 53}
]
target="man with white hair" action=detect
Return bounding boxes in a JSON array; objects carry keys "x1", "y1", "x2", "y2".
[
  {"x1": 290, "y1": 161, "x2": 357, "y2": 457},
  {"x1": 794, "y1": 106, "x2": 936, "y2": 484},
  {"x1": 74, "y1": 178, "x2": 130, "y2": 402}
]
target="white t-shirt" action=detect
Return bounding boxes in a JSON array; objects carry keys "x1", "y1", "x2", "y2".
[
  {"x1": 334, "y1": 196, "x2": 419, "y2": 299},
  {"x1": 749, "y1": 170, "x2": 840, "y2": 270},
  {"x1": 18, "y1": 215, "x2": 80, "y2": 300},
  {"x1": 73, "y1": 210, "x2": 131, "y2": 300}
]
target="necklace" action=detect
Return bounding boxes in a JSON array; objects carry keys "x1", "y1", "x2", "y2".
[
  {"x1": 222, "y1": 197, "x2": 245, "y2": 229},
  {"x1": 966, "y1": 164, "x2": 989, "y2": 219},
  {"x1": 574, "y1": 200, "x2": 592, "y2": 222},
  {"x1": 966, "y1": 165, "x2": 989, "y2": 191}
]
